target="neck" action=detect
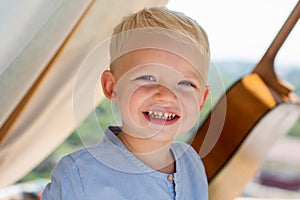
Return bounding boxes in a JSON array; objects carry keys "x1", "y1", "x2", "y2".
[{"x1": 118, "y1": 132, "x2": 175, "y2": 174}]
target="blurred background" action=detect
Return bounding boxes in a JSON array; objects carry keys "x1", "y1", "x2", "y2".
[{"x1": 0, "y1": 0, "x2": 299, "y2": 199}]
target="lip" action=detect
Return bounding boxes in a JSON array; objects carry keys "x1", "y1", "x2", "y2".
[{"x1": 142, "y1": 110, "x2": 180, "y2": 125}]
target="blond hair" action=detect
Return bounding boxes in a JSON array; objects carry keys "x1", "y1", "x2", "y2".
[{"x1": 110, "y1": 7, "x2": 210, "y2": 73}]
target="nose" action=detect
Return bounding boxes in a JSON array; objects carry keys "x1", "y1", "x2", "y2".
[{"x1": 152, "y1": 85, "x2": 177, "y2": 104}]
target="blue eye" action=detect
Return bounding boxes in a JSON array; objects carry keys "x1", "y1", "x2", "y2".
[
  {"x1": 179, "y1": 80, "x2": 196, "y2": 88},
  {"x1": 136, "y1": 75, "x2": 156, "y2": 82}
]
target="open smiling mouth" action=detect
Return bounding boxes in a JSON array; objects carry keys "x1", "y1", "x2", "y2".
[{"x1": 143, "y1": 111, "x2": 180, "y2": 125}]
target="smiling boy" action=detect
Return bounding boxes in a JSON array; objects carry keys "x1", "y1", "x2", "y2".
[{"x1": 43, "y1": 7, "x2": 210, "y2": 200}]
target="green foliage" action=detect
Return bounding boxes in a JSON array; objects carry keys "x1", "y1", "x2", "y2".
[{"x1": 288, "y1": 118, "x2": 300, "y2": 138}]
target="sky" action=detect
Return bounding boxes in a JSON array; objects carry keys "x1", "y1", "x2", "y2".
[{"x1": 166, "y1": 0, "x2": 300, "y2": 68}]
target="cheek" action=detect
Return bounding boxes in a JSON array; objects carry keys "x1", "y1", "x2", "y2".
[
  {"x1": 178, "y1": 90, "x2": 201, "y2": 111},
  {"x1": 128, "y1": 88, "x2": 146, "y2": 111},
  {"x1": 121, "y1": 86, "x2": 150, "y2": 117},
  {"x1": 182, "y1": 95, "x2": 200, "y2": 117},
  {"x1": 177, "y1": 91, "x2": 201, "y2": 129}
]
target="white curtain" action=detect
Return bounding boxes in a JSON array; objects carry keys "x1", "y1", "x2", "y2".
[{"x1": 0, "y1": 0, "x2": 167, "y2": 187}]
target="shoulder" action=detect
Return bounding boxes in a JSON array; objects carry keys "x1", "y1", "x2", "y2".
[
  {"x1": 56, "y1": 141, "x2": 113, "y2": 170},
  {"x1": 171, "y1": 141, "x2": 200, "y2": 159},
  {"x1": 50, "y1": 148, "x2": 92, "y2": 180},
  {"x1": 172, "y1": 142, "x2": 205, "y2": 170},
  {"x1": 42, "y1": 149, "x2": 89, "y2": 199},
  {"x1": 57, "y1": 147, "x2": 93, "y2": 166}
]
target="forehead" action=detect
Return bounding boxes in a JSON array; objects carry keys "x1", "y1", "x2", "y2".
[
  {"x1": 114, "y1": 49, "x2": 208, "y2": 81},
  {"x1": 110, "y1": 28, "x2": 209, "y2": 81}
]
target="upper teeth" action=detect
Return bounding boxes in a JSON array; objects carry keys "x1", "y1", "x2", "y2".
[{"x1": 147, "y1": 111, "x2": 177, "y2": 120}]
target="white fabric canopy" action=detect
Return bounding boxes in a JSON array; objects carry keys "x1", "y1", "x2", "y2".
[{"x1": 0, "y1": 0, "x2": 167, "y2": 187}]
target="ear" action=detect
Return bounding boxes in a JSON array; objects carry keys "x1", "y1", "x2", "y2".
[
  {"x1": 101, "y1": 70, "x2": 117, "y2": 101},
  {"x1": 200, "y1": 85, "x2": 210, "y2": 111}
]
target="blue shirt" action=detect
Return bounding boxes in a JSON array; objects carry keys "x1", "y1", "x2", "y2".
[{"x1": 42, "y1": 126, "x2": 208, "y2": 200}]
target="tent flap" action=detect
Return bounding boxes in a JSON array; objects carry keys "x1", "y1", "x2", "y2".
[{"x1": 0, "y1": 0, "x2": 167, "y2": 187}]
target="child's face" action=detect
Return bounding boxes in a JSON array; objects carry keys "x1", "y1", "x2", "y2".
[{"x1": 102, "y1": 49, "x2": 209, "y2": 142}]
